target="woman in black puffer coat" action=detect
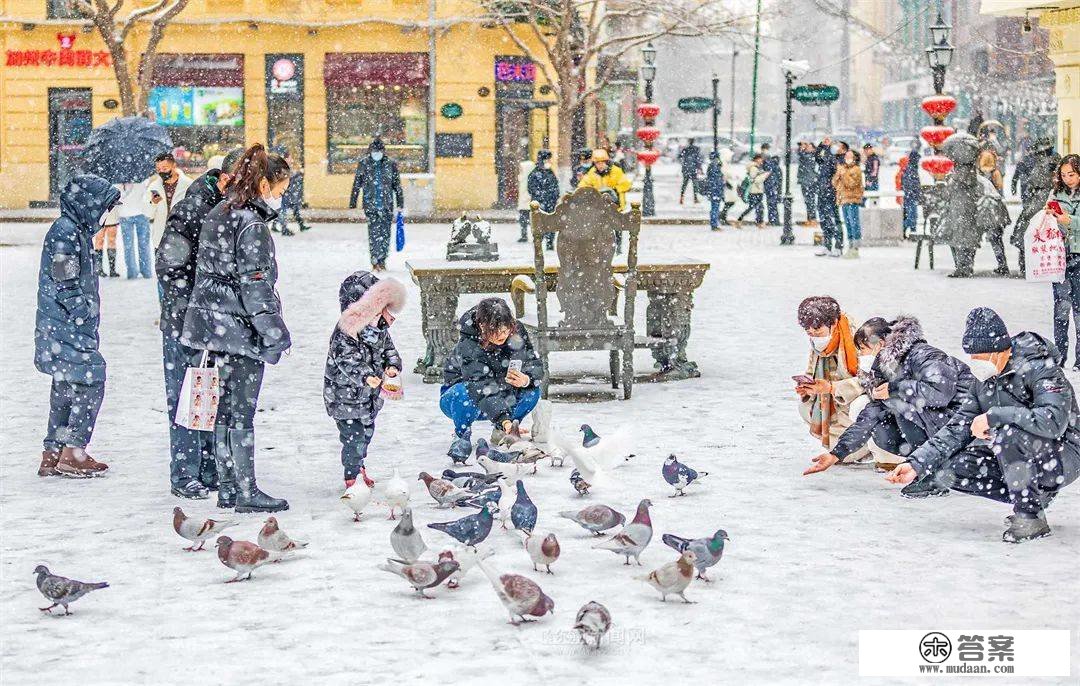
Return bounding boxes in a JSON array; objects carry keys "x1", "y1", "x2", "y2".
[{"x1": 181, "y1": 143, "x2": 292, "y2": 512}]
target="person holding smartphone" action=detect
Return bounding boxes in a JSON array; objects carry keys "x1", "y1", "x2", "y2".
[
  {"x1": 1049, "y1": 154, "x2": 1080, "y2": 369},
  {"x1": 440, "y1": 297, "x2": 543, "y2": 463}
]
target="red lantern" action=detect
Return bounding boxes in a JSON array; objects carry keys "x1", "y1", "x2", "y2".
[
  {"x1": 636, "y1": 149, "x2": 660, "y2": 167},
  {"x1": 919, "y1": 125, "x2": 955, "y2": 149},
  {"x1": 635, "y1": 126, "x2": 661, "y2": 143},
  {"x1": 636, "y1": 103, "x2": 660, "y2": 120},
  {"x1": 921, "y1": 95, "x2": 957, "y2": 121},
  {"x1": 920, "y1": 154, "x2": 954, "y2": 176}
]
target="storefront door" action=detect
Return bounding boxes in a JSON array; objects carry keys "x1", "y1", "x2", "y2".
[
  {"x1": 495, "y1": 103, "x2": 531, "y2": 208},
  {"x1": 48, "y1": 88, "x2": 92, "y2": 200},
  {"x1": 266, "y1": 54, "x2": 304, "y2": 164}
]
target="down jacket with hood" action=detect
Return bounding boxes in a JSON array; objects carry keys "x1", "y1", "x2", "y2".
[
  {"x1": 323, "y1": 271, "x2": 405, "y2": 421},
  {"x1": 442, "y1": 305, "x2": 544, "y2": 425},
  {"x1": 908, "y1": 331, "x2": 1080, "y2": 475},
  {"x1": 180, "y1": 197, "x2": 291, "y2": 364},
  {"x1": 832, "y1": 316, "x2": 976, "y2": 460},
  {"x1": 35, "y1": 174, "x2": 120, "y2": 385}
]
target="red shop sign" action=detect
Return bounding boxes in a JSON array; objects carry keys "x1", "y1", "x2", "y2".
[
  {"x1": 495, "y1": 60, "x2": 535, "y2": 83},
  {"x1": 324, "y1": 53, "x2": 430, "y2": 87},
  {"x1": 5, "y1": 49, "x2": 111, "y2": 67}
]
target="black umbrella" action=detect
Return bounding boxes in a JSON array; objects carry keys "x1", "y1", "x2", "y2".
[{"x1": 82, "y1": 116, "x2": 173, "y2": 184}]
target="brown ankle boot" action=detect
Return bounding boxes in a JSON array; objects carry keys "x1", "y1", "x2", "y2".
[
  {"x1": 38, "y1": 450, "x2": 61, "y2": 477},
  {"x1": 57, "y1": 447, "x2": 109, "y2": 477}
]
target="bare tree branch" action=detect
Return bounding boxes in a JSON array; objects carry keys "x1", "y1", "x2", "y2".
[{"x1": 120, "y1": 0, "x2": 169, "y2": 42}]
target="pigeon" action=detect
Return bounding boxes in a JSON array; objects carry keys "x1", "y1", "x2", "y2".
[
  {"x1": 476, "y1": 557, "x2": 555, "y2": 625},
  {"x1": 418, "y1": 472, "x2": 474, "y2": 508},
  {"x1": 34, "y1": 565, "x2": 108, "y2": 615},
  {"x1": 438, "y1": 547, "x2": 494, "y2": 589},
  {"x1": 662, "y1": 454, "x2": 709, "y2": 496},
  {"x1": 378, "y1": 558, "x2": 459, "y2": 598},
  {"x1": 640, "y1": 550, "x2": 697, "y2": 602},
  {"x1": 475, "y1": 437, "x2": 518, "y2": 463},
  {"x1": 551, "y1": 424, "x2": 632, "y2": 489},
  {"x1": 510, "y1": 480, "x2": 538, "y2": 534},
  {"x1": 569, "y1": 469, "x2": 591, "y2": 496},
  {"x1": 574, "y1": 601, "x2": 612, "y2": 649},
  {"x1": 341, "y1": 479, "x2": 373, "y2": 521},
  {"x1": 491, "y1": 475, "x2": 515, "y2": 528},
  {"x1": 172, "y1": 507, "x2": 237, "y2": 552},
  {"x1": 558, "y1": 504, "x2": 625, "y2": 536},
  {"x1": 523, "y1": 532, "x2": 560, "y2": 574},
  {"x1": 581, "y1": 423, "x2": 603, "y2": 448},
  {"x1": 427, "y1": 501, "x2": 497, "y2": 547},
  {"x1": 662, "y1": 529, "x2": 729, "y2": 581},
  {"x1": 390, "y1": 507, "x2": 427, "y2": 563},
  {"x1": 381, "y1": 467, "x2": 411, "y2": 520},
  {"x1": 461, "y1": 485, "x2": 503, "y2": 510},
  {"x1": 215, "y1": 536, "x2": 276, "y2": 582},
  {"x1": 257, "y1": 516, "x2": 307, "y2": 553},
  {"x1": 442, "y1": 469, "x2": 503, "y2": 491},
  {"x1": 593, "y1": 499, "x2": 653, "y2": 565}
]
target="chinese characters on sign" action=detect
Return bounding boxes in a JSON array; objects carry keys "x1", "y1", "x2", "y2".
[
  {"x1": 5, "y1": 50, "x2": 112, "y2": 68},
  {"x1": 495, "y1": 60, "x2": 535, "y2": 83}
]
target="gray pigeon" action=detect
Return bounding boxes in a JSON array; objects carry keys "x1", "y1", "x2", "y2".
[
  {"x1": 34, "y1": 565, "x2": 108, "y2": 615},
  {"x1": 661, "y1": 529, "x2": 729, "y2": 581},
  {"x1": 391, "y1": 507, "x2": 428, "y2": 563}
]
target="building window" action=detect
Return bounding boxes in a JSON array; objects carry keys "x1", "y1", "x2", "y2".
[
  {"x1": 149, "y1": 54, "x2": 246, "y2": 170},
  {"x1": 324, "y1": 53, "x2": 430, "y2": 174},
  {"x1": 47, "y1": 0, "x2": 82, "y2": 19}
]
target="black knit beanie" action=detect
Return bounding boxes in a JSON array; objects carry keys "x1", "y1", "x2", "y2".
[{"x1": 962, "y1": 307, "x2": 1010, "y2": 354}]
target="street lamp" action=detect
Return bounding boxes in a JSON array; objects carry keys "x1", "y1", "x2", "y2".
[
  {"x1": 637, "y1": 42, "x2": 659, "y2": 217},
  {"x1": 779, "y1": 59, "x2": 809, "y2": 246},
  {"x1": 924, "y1": 12, "x2": 953, "y2": 95}
]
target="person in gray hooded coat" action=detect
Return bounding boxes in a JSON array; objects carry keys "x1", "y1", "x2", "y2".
[
  {"x1": 323, "y1": 271, "x2": 406, "y2": 488},
  {"x1": 35, "y1": 174, "x2": 120, "y2": 479}
]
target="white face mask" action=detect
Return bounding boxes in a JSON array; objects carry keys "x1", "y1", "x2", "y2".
[
  {"x1": 371, "y1": 151, "x2": 384, "y2": 162},
  {"x1": 968, "y1": 357, "x2": 1000, "y2": 382},
  {"x1": 858, "y1": 355, "x2": 875, "y2": 373},
  {"x1": 264, "y1": 194, "x2": 283, "y2": 211},
  {"x1": 810, "y1": 335, "x2": 832, "y2": 352}
]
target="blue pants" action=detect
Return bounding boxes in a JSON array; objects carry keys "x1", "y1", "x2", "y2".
[
  {"x1": 163, "y1": 335, "x2": 215, "y2": 487},
  {"x1": 709, "y1": 199, "x2": 721, "y2": 229},
  {"x1": 841, "y1": 203, "x2": 862, "y2": 241},
  {"x1": 367, "y1": 209, "x2": 392, "y2": 266},
  {"x1": 902, "y1": 195, "x2": 919, "y2": 233},
  {"x1": 817, "y1": 191, "x2": 841, "y2": 249},
  {"x1": 800, "y1": 184, "x2": 817, "y2": 220},
  {"x1": 337, "y1": 418, "x2": 375, "y2": 479},
  {"x1": 44, "y1": 379, "x2": 105, "y2": 452},
  {"x1": 120, "y1": 215, "x2": 152, "y2": 279},
  {"x1": 439, "y1": 383, "x2": 541, "y2": 438},
  {"x1": 765, "y1": 189, "x2": 780, "y2": 224}
]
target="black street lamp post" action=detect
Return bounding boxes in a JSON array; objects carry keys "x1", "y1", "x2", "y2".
[
  {"x1": 925, "y1": 12, "x2": 954, "y2": 96},
  {"x1": 640, "y1": 42, "x2": 658, "y2": 217},
  {"x1": 780, "y1": 69, "x2": 796, "y2": 245}
]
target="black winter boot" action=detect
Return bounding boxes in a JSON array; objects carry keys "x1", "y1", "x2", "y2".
[
  {"x1": 1002, "y1": 511, "x2": 1051, "y2": 543},
  {"x1": 94, "y1": 251, "x2": 106, "y2": 277},
  {"x1": 106, "y1": 249, "x2": 120, "y2": 277},
  {"x1": 214, "y1": 427, "x2": 237, "y2": 509},
  {"x1": 229, "y1": 428, "x2": 288, "y2": 513},
  {"x1": 900, "y1": 470, "x2": 951, "y2": 499}
]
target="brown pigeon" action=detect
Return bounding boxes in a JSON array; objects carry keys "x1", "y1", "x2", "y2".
[
  {"x1": 418, "y1": 472, "x2": 473, "y2": 507},
  {"x1": 558, "y1": 504, "x2": 625, "y2": 536},
  {"x1": 173, "y1": 507, "x2": 237, "y2": 552},
  {"x1": 215, "y1": 536, "x2": 274, "y2": 583},
  {"x1": 523, "y1": 532, "x2": 560, "y2": 574},
  {"x1": 477, "y1": 557, "x2": 554, "y2": 624},
  {"x1": 257, "y1": 516, "x2": 307, "y2": 553},
  {"x1": 379, "y1": 559, "x2": 460, "y2": 598}
]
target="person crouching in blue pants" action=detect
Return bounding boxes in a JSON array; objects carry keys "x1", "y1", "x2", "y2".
[{"x1": 440, "y1": 297, "x2": 543, "y2": 463}]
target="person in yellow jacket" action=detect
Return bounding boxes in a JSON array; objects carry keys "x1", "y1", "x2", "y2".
[{"x1": 577, "y1": 148, "x2": 631, "y2": 211}]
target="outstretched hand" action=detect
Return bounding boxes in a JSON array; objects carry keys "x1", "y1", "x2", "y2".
[
  {"x1": 803, "y1": 452, "x2": 838, "y2": 475},
  {"x1": 885, "y1": 463, "x2": 917, "y2": 485}
]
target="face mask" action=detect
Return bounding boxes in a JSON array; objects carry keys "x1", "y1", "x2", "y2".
[
  {"x1": 968, "y1": 357, "x2": 1001, "y2": 382},
  {"x1": 264, "y1": 194, "x2": 283, "y2": 211},
  {"x1": 810, "y1": 335, "x2": 832, "y2": 352},
  {"x1": 371, "y1": 152, "x2": 384, "y2": 162},
  {"x1": 858, "y1": 355, "x2": 875, "y2": 373},
  {"x1": 158, "y1": 171, "x2": 172, "y2": 182}
]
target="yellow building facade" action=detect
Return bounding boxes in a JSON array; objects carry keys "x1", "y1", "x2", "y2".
[{"x1": 0, "y1": 0, "x2": 559, "y2": 210}]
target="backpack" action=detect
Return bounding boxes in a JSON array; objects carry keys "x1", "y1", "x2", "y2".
[{"x1": 738, "y1": 176, "x2": 752, "y2": 203}]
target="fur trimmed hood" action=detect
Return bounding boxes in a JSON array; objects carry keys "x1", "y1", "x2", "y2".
[
  {"x1": 859, "y1": 315, "x2": 925, "y2": 392},
  {"x1": 337, "y1": 272, "x2": 407, "y2": 338}
]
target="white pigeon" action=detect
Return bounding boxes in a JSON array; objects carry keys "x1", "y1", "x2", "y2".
[
  {"x1": 551, "y1": 423, "x2": 633, "y2": 488},
  {"x1": 494, "y1": 475, "x2": 516, "y2": 529},
  {"x1": 257, "y1": 516, "x2": 308, "y2": 553},
  {"x1": 172, "y1": 507, "x2": 238, "y2": 552},
  {"x1": 574, "y1": 601, "x2": 612, "y2": 649},
  {"x1": 528, "y1": 399, "x2": 554, "y2": 445},
  {"x1": 341, "y1": 480, "x2": 373, "y2": 521},
  {"x1": 522, "y1": 532, "x2": 560, "y2": 574},
  {"x1": 439, "y1": 546, "x2": 494, "y2": 589},
  {"x1": 476, "y1": 454, "x2": 507, "y2": 476},
  {"x1": 381, "y1": 467, "x2": 411, "y2": 520},
  {"x1": 639, "y1": 550, "x2": 697, "y2": 603}
]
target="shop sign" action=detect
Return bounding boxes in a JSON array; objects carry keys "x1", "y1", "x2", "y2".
[
  {"x1": 5, "y1": 34, "x2": 111, "y2": 68},
  {"x1": 495, "y1": 59, "x2": 535, "y2": 83},
  {"x1": 149, "y1": 86, "x2": 244, "y2": 127},
  {"x1": 269, "y1": 56, "x2": 301, "y2": 96}
]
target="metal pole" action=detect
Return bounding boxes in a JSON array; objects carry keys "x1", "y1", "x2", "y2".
[
  {"x1": 729, "y1": 47, "x2": 737, "y2": 141},
  {"x1": 712, "y1": 74, "x2": 719, "y2": 153},
  {"x1": 749, "y1": 0, "x2": 762, "y2": 151},
  {"x1": 642, "y1": 77, "x2": 655, "y2": 217},
  {"x1": 780, "y1": 71, "x2": 795, "y2": 245},
  {"x1": 427, "y1": 0, "x2": 437, "y2": 176}
]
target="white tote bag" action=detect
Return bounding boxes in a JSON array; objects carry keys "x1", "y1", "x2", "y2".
[
  {"x1": 1024, "y1": 210, "x2": 1067, "y2": 283},
  {"x1": 174, "y1": 350, "x2": 220, "y2": 431}
]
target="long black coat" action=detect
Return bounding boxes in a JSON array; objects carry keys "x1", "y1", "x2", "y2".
[
  {"x1": 155, "y1": 170, "x2": 224, "y2": 340},
  {"x1": 796, "y1": 149, "x2": 817, "y2": 187},
  {"x1": 349, "y1": 156, "x2": 404, "y2": 214},
  {"x1": 527, "y1": 165, "x2": 560, "y2": 212},
  {"x1": 763, "y1": 156, "x2": 782, "y2": 195},
  {"x1": 909, "y1": 331, "x2": 1080, "y2": 475},
  {"x1": 35, "y1": 174, "x2": 119, "y2": 385},
  {"x1": 443, "y1": 306, "x2": 543, "y2": 425},
  {"x1": 815, "y1": 143, "x2": 837, "y2": 198},
  {"x1": 180, "y1": 198, "x2": 291, "y2": 364}
]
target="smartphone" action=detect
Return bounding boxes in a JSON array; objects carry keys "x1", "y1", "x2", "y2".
[
  {"x1": 1048, "y1": 200, "x2": 1064, "y2": 215},
  {"x1": 792, "y1": 374, "x2": 814, "y2": 385},
  {"x1": 508, "y1": 360, "x2": 523, "y2": 374}
]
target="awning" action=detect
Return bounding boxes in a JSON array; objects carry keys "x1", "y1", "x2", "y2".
[{"x1": 979, "y1": 0, "x2": 1078, "y2": 17}]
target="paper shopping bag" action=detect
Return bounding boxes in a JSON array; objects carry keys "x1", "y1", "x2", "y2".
[
  {"x1": 175, "y1": 351, "x2": 220, "y2": 431},
  {"x1": 1024, "y1": 210, "x2": 1066, "y2": 283}
]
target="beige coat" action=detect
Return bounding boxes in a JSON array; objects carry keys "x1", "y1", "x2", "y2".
[
  {"x1": 797, "y1": 341, "x2": 870, "y2": 461},
  {"x1": 144, "y1": 171, "x2": 193, "y2": 245},
  {"x1": 832, "y1": 163, "x2": 864, "y2": 205}
]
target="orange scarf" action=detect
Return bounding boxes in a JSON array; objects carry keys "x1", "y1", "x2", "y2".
[{"x1": 820, "y1": 314, "x2": 858, "y2": 377}]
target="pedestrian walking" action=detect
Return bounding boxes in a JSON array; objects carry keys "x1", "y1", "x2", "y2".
[
  {"x1": 796, "y1": 141, "x2": 818, "y2": 226},
  {"x1": 1048, "y1": 154, "x2": 1080, "y2": 369},
  {"x1": 815, "y1": 137, "x2": 842, "y2": 256},
  {"x1": 526, "y1": 149, "x2": 560, "y2": 249},
  {"x1": 704, "y1": 151, "x2": 731, "y2": 231},
  {"x1": 833, "y1": 150, "x2": 864, "y2": 258},
  {"x1": 155, "y1": 147, "x2": 245, "y2": 500},
  {"x1": 736, "y1": 153, "x2": 769, "y2": 228},
  {"x1": 570, "y1": 149, "x2": 592, "y2": 188},
  {"x1": 761, "y1": 143, "x2": 782, "y2": 225},
  {"x1": 1011, "y1": 137, "x2": 1059, "y2": 273},
  {"x1": 677, "y1": 138, "x2": 703, "y2": 204},
  {"x1": 180, "y1": 144, "x2": 293, "y2": 513},
  {"x1": 324, "y1": 271, "x2": 406, "y2": 488},
  {"x1": 35, "y1": 174, "x2": 119, "y2": 479},
  {"x1": 577, "y1": 148, "x2": 632, "y2": 252},
  {"x1": 349, "y1": 138, "x2": 404, "y2": 272},
  {"x1": 92, "y1": 206, "x2": 120, "y2": 278},
  {"x1": 116, "y1": 180, "x2": 152, "y2": 278},
  {"x1": 144, "y1": 153, "x2": 192, "y2": 249},
  {"x1": 900, "y1": 147, "x2": 922, "y2": 236},
  {"x1": 272, "y1": 152, "x2": 309, "y2": 236}
]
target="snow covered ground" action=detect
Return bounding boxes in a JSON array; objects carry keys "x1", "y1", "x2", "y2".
[{"x1": 1, "y1": 220, "x2": 1077, "y2": 684}]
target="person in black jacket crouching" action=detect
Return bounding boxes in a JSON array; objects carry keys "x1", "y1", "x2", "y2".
[
  {"x1": 887, "y1": 307, "x2": 1080, "y2": 543},
  {"x1": 181, "y1": 144, "x2": 293, "y2": 512}
]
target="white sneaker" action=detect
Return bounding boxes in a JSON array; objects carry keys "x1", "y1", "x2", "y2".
[
  {"x1": 814, "y1": 245, "x2": 827, "y2": 256},
  {"x1": 829, "y1": 248, "x2": 842, "y2": 257}
]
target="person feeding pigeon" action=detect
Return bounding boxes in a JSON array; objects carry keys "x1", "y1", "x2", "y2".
[
  {"x1": 323, "y1": 270, "x2": 406, "y2": 489},
  {"x1": 440, "y1": 297, "x2": 543, "y2": 463}
]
